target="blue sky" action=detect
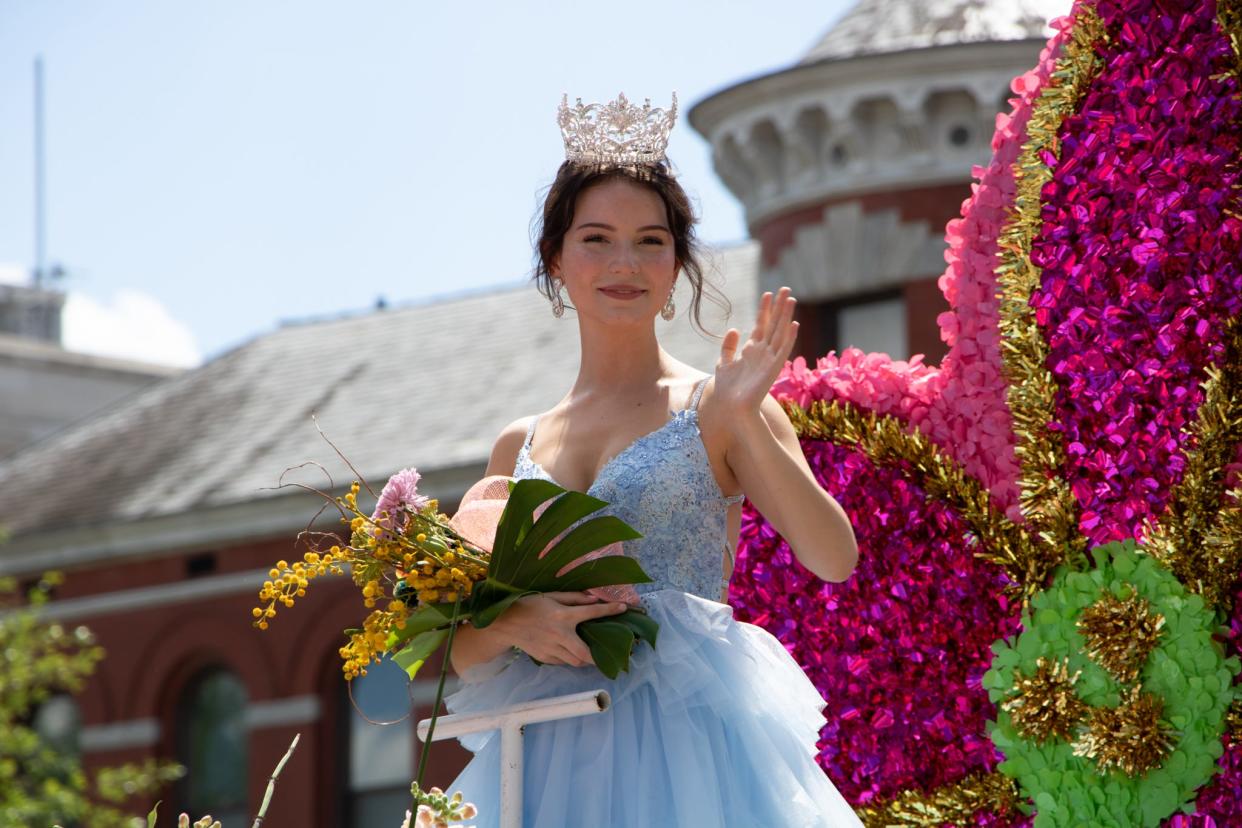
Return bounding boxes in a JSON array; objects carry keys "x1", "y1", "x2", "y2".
[{"x1": 0, "y1": 1, "x2": 853, "y2": 366}]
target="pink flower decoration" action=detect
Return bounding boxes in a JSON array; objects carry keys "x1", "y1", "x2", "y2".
[{"x1": 372, "y1": 467, "x2": 431, "y2": 533}]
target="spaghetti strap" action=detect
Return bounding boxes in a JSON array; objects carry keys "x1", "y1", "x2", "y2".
[
  {"x1": 685, "y1": 377, "x2": 744, "y2": 506},
  {"x1": 687, "y1": 376, "x2": 711, "y2": 413},
  {"x1": 523, "y1": 415, "x2": 539, "y2": 449}
]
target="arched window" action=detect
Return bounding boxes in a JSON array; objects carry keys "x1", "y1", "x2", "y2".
[{"x1": 176, "y1": 669, "x2": 248, "y2": 825}]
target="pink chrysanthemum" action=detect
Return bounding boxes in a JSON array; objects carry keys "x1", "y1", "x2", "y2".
[{"x1": 372, "y1": 467, "x2": 431, "y2": 533}]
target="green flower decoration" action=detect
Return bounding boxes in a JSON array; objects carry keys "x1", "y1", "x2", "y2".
[{"x1": 983, "y1": 539, "x2": 1239, "y2": 827}]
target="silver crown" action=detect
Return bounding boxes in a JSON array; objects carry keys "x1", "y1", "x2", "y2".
[{"x1": 557, "y1": 92, "x2": 677, "y2": 166}]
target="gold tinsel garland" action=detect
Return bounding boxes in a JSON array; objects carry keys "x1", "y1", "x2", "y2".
[
  {"x1": 1222, "y1": 0, "x2": 1242, "y2": 81},
  {"x1": 1003, "y1": 656, "x2": 1087, "y2": 743},
  {"x1": 1138, "y1": 261, "x2": 1242, "y2": 608},
  {"x1": 781, "y1": 398, "x2": 1044, "y2": 599},
  {"x1": 993, "y1": 3, "x2": 1107, "y2": 572},
  {"x1": 1077, "y1": 592, "x2": 1165, "y2": 683},
  {"x1": 1071, "y1": 687, "x2": 1177, "y2": 776},
  {"x1": 854, "y1": 771, "x2": 1019, "y2": 828}
]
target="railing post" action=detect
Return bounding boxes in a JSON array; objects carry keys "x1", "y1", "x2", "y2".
[{"x1": 417, "y1": 689, "x2": 611, "y2": 828}]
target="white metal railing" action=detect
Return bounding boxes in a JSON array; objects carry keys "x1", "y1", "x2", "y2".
[{"x1": 417, "y1": 689, "x2": 611, "y2": 828}]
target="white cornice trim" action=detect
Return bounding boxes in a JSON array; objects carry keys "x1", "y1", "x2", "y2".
[
  {"x1": 246, "y1": 695, "x2": 321, "y2": 729},
  {"x1": 80, "y1": 696, "x2": 323, "y2": 754},
  {"x1": 81, "y1": 717, "x2": 160, "y2": 752}
]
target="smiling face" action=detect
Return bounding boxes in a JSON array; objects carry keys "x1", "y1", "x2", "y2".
[{"x1": 550, "y1": 177, "x2": 679, "y2": 326}]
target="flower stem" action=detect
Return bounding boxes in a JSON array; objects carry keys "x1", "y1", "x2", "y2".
[
  {"x1": 251, "y1": 732, "x2": 300, "y2": 828},
  {"x1": 414, "y1": 595, "x2": 463, "y2": 794}
]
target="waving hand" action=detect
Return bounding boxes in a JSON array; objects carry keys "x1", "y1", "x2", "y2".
[{"x1": 714, "y1": 287, "x2": 800, "y2": 419}]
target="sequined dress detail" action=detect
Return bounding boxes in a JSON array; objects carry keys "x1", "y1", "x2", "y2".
[
  {"x1": 514, "y1": 376, "x2": 743, "y2": 601},
  {"x1": 444, "y1": 376, "x2": 862, "y2": 826}
]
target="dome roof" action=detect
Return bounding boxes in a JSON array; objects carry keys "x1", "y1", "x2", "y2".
[{"x1": 799, "y1": 0, "x2": 1068, "y2": 64}]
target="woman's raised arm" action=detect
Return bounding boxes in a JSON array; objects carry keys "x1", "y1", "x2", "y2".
[{"x1": 712, "y1": 288, "x2": 859, "y2": 583}]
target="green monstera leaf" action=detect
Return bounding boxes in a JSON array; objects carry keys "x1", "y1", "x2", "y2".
[{"x1": 391, "y1": 478, "x2": 655, "y2": 680}]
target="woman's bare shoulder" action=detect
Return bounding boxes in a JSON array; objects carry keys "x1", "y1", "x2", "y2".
[{"x1": 485, "y1": 414, "x2": 539, "y2": 477}]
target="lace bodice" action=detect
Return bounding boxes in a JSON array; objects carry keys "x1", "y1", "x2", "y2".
[{"x1": 514, "y1": 376, "x2": 745, "y2": 602}]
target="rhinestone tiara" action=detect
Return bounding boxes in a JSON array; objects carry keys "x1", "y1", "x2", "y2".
[{"x1": 557, "y1": 91, "x2": 678, "y2": 167}]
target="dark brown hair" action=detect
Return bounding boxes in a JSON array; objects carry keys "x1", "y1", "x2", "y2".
[{"x1": 531, "y1": 159, "x2": 730, "y2": 338}]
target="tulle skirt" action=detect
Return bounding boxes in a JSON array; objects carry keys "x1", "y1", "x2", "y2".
[{"x1": 443, "y1": 589, "x2": 862, "y2": 827}]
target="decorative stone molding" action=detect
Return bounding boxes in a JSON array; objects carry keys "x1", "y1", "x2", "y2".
[
  {"x1": 689, "y1": 40, "x2": 1048, "y2": 228},
  {"x1": 761, "y1": 200, "x2": 946, "y2": 301}
]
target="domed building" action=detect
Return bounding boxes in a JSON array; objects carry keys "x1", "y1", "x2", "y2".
[{"x1": 689, "y1": 0, "x2": 1068, "y2": 364}]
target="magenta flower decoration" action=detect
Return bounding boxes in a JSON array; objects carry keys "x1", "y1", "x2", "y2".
[{"x1": 731, "y1": 0, "x2": 1242, "y2": 823}]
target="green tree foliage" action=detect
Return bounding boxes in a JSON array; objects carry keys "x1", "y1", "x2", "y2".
[{"x1": 0, "y1": 572, "x2": 183, "y2": 827}]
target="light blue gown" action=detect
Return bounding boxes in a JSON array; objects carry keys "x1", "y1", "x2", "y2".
[{"x1": 444, "y1": 377, "x2": 862, "y2": 826}]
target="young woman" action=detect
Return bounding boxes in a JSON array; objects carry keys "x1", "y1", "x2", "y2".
[{"x1": 443, "y1": 93, "x2": 861, "y2": 826}]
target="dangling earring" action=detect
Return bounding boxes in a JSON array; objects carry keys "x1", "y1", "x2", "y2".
[
  {"x1": 551, "y1": 278, "x2": 565, "y2": 318},
  {"x1": 660, "y1": 286, "x2": 676, "y2": 321}
]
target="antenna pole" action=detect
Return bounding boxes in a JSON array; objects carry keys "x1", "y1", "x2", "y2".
[{"x1": 34, "y1": 56, "x2": 46, "y2": 287}]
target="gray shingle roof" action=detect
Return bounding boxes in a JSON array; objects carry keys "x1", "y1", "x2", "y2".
[
  {"x1": 800, "y1": 0, "x2": 1067, "y2": 65},
  {"x1": 0, "y1": 242, "x2": 759, "y2": 549}
]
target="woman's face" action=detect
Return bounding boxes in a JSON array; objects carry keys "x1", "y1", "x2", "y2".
[{"x1": 551, "y1": 177, "x2": 678, "y2": 325}]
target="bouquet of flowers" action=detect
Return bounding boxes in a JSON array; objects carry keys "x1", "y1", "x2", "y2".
[
  {"x1": 254, "y1": 460, "x2": 659, "y2": 824},
  {"x1": 253, "y1": 466, "x2": 659, "y2": 681}
]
